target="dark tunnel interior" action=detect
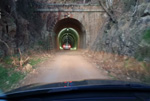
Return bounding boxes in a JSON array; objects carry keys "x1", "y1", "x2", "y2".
[{"x1": 53, "y1": 18, "x2": 86, "y2": 50}]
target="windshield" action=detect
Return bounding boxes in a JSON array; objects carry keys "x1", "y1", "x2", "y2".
[{"x1": 0, "y1": 0, "x2": 150, "y2": 93}]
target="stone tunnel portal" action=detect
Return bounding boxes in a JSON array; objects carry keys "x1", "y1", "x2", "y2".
[{"x1": 54, "y1": 18, "x2": 86, "y2": 50}]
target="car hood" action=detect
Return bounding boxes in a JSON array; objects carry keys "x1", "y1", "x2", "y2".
[{"x1": 6, "y1": 79, "x2": 150, "y2": 93}]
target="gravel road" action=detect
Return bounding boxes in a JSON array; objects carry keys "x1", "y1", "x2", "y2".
[{"x1": 20, "y1": 50, "x2": 110, "y2": 86}]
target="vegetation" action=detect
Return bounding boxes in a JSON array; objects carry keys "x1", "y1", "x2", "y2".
[
  {"x1": 29, "y1": 58, "x2": 42, "y2": 67},
  {"x1": 3, "y1": 56, "x2": 13, "y2": 65},
  {"x1": 38, "y1": 40, "x2": 50, "y2": 51},
  {"x1": 0, "y1": 64, "x2": 25, "y2": 92},
  {"x1": 135, "y1": 29, "x2": 150, "y2": 61},
  {"x1": 143, "y1": 29, "x2": 150, "y2": 44},
  {"x1": 0, "y1": 51, "x2": 50, "y2": 92},
  {"x1": 86, "y1": 51, "x2": 150, "y2": 83}
]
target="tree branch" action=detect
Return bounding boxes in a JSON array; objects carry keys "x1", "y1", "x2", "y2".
[
  {"x1": 99, "y1": 0, "x2": 116, "y2": 23},
  {"x1": 18, "y1": 48, "x2": 23, "y2": 68},
  {"x1": 0, "y1": 39, "x2": 10, "y2": 49},
  {"x1": 132, "y1": 0, "x2": 139, "y2": 17}
]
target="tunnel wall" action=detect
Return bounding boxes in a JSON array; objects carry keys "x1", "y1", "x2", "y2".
[
  {"x1": 54, "y1": 18, "x2": 85, "y2": 49},
  {"x1": 40, "y1": 5, "x2": 107, "y2": 49}
]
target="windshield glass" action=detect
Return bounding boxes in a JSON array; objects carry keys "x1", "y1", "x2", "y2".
[{"x1": 0, "y1": 0, "x2": 150, "y2": 93}]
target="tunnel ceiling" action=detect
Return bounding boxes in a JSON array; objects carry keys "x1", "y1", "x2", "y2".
[
  {"x1": 54, "y1": 18, "x2": 83, "y2": 35},
  {"x1": 58, "y1": 28, "x2": 79, "y2": 50}
]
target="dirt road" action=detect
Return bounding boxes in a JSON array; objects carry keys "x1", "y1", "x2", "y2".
[{"x1": 21, "y1": 50, "x2": 110, "y2": 86}]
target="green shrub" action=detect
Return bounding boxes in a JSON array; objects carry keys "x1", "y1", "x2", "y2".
[
  {"x1": 3, "y1": 56, "x2": 13, "y2": 65},
  {"x1": 0, "y1": 64, "x2": 25, "y2": 92},
  {"x1": 134, "y1": 29, "x2": 150, "y2": 61},
  {"x1": 29, "y1": 58, "x2": 42, "y2": 66},
  {"x1": 143, "y1": 29, "x2": 150, "y2": 44}
]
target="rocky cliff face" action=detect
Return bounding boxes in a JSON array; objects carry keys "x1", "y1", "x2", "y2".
[
  {"x1": 0, "y1": 0, "x2": 45, "y2": 56},
  {"x1": 0, "y1": 0, "x2": 17, "y2": 56},
  {"x1": 91, "y1": 1, "x2": 150, "y2": 62}
]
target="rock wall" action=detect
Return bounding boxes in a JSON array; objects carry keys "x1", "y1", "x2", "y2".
[
  {"x1": 0, "y1": 0, "x2": 46, "y2": 56},
  {"x1": 0, "y1": 0, "x2": 17, "y2": 56},
  {"x1": 90, "y1": 1, "x2": 150, "y2": 62}
]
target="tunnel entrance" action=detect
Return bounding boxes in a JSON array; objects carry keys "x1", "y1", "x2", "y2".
[
  {"x1": 58, "y1": 28, "x2": 79, "y2": 50},
  {"x1": 54, "y1": 18, "x2": 86, "y2": 50}
]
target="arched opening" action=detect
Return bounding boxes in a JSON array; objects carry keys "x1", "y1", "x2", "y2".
[
  {"x1": 54, "y1": 18, "x2": 86, "y2": 50},
  {"x1": 58, "y1": 28, "x2": 79, "y2": 50}
]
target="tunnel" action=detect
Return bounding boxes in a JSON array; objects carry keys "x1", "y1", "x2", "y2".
[{"x1": 54, "y1": 18, "x2": 86, "y2": 50}]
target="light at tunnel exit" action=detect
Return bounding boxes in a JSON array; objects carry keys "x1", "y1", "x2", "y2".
[{"x1": 58, "y1": 28, "x2": 79, "y2": 50}]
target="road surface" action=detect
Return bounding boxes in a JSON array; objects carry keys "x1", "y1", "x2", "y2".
[{"x1": 20, "y1": 50, "x2": 110, "y2": 86}]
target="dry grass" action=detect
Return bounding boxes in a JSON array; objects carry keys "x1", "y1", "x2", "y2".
[
  {"x1": 85, "y1": 51, "x2": 150, "y2": 83},
  {"x1": 0, "y1": 50, "x2": 53, "y2": 71},
  {"x1": 0, "y1": 50, "x2": 53, "y2": 92}
]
